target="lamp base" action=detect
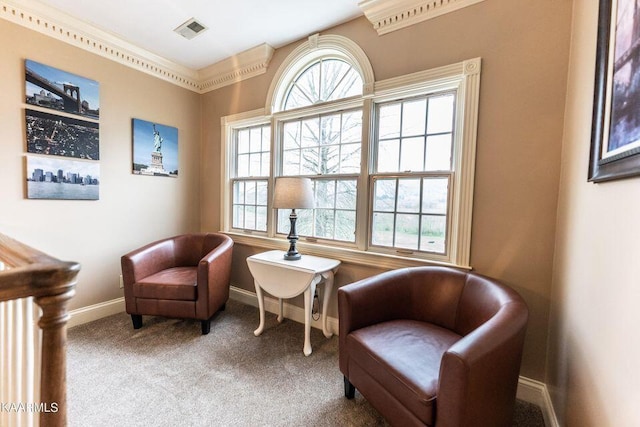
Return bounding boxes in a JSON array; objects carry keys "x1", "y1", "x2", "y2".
[
  {"x1": 284, "y1": 251, "x2": 301, "y2": 261},
  {"x1": 284, "y1": 209, "x2": 302, "y2": 261}
]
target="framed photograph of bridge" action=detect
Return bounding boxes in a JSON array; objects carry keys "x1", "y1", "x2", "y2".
[
  {"x1": 26, "y1": 109, "x2": 100, "y2": 160},
  {"x1": 590, "y1": 0, "x2": 640, "y2": 182},
  {"x1": 132, "y1": 118, "x2": 179, "y2": 177},
  {"x1": 25, "y1": 59, "x2": 99, "y2": 119}
]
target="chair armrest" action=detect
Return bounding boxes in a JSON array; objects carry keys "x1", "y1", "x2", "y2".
[
  {"x1": 338, "y1": 269, "x2": 413, "y2": 375},
  {"x1": 121, "y1": 238, "x2": 176, "y2": 286},
  {"x1": 437, "y1": 302, "x2": 528, "y2": 427},
  {"x1": 195, "y1": 235, "x2": 233, "y2": 318}
]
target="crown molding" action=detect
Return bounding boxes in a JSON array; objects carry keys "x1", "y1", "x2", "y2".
[
  {"x1": 198, "y1": 44, "x2": 274, "y2": 93},
  {"x1": 0, "y1": 0, "x2": 273, "y2": 94},
  {"x1": 358, "y1": 0, "x2": 486, "y2": 35}
]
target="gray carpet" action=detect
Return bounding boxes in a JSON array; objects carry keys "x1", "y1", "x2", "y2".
[{"x1": 67, "y1": 300, "x2": 545, "y2": 427}]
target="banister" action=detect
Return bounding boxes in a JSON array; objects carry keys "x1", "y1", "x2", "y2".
[{"x1": 0, "y1": 233, "x2": 79, "y2": 427}]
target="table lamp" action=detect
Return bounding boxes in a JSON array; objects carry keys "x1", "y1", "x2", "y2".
[{"x1": 273, "y1": 177, "x2": 314, "y2": 260}]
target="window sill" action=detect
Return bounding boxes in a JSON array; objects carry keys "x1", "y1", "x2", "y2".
[{"x1": 223, "y1": 231, "x2": 472, "y2": 271}]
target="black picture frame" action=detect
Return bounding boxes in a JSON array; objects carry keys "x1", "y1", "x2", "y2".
[{"x1": 590, "y1": 0, "x2": 640, "y2": 182}]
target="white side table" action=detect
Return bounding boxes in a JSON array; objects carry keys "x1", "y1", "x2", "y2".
[{"x1": 246, "y1": 250, "x2": 341, "y2": 356}]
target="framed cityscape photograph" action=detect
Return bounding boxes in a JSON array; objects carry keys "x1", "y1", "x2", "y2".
[
  {"x1": 132, "y1": 118, "x2": 178, "y2": 177},
  {"x1": 26, "y1": 155, "x2": 100, "y2": 200},
  {"x1": 590, "y1": 0, "x2": 640, "y2": 182},
  {"x1": 25, "y1": 59, "x2": 99, "y2": 119},
  {"x1": 26, "y1": 109, "x2": 100, "y2": 160}
]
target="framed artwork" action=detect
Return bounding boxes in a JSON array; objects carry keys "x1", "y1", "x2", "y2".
[
  {"x1": 26, "y1": 109, "x2": 99, "y2": 160},
  {"x1": 132, "y1": 118, "x2": 178, "y2": 177},
  {"x1": 26, "y1": 155, "x2": 100, "y2": 200},
  {"x1": 590, "y1": 0, "x2": 640, "y2": 182},
  {"x1": 25, "y1": 59, "x2": 99, "y2": 119}
]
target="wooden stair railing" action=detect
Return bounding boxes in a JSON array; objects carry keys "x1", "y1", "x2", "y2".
[{"x1": 0, "y1": 233, "x2": 79, "y2": 427}]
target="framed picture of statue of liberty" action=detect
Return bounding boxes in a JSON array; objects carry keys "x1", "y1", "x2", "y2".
[{"x1": 132, "y1": 118, "x2": 178, "y2": 177}]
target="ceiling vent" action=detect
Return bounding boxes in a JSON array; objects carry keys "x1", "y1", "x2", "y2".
[{"x1": 174, "y1": 18, "x2": 208, "y2": 40}]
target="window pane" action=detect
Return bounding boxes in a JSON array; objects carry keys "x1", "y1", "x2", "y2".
[
  {"x1": 233, "y1": 205, "x2": 244, "y2": 228},
  {"x1": 250, "y1": 127, "x2": 261, "y2": 152},
  {"x1": 340, "y1": 143, "x2": 360, "y2": 173},
  {"x1": 261, "y1": 153, "x2": 270, "y2": 176},
  {"x1": 422, "y1": 178, "x2": 448, "y2": 214},
  {"x1": 342, "y1": 110, "x2": 362, "y2": 143},
  {"x1": 297, "y1": 63, "x2": 321, "y2": 104},
  {"x1": 373, "y1": 179, "x2": 396, "y2": 212},
  {"x1": 256, "y1": 181, "x2": 268, "y2": 205},
  {"x1": 395, "y1": 214, "x2": 419, "y2": 250},
  {"x1": 425, "y1": 134, "x2": 452, "y2": 171},
  {"x1": 320, "y1": 145, "x2": 339, "y2": 174},
  {"x1": 234, "y1": 181, "x2": 245, "y2": 204},
  {"x1": 245, "y1": 181, "x2": 256, "y2": 204},
  {"x1": 284, "y1": 85, "x2": 310, "y2": 110},
  {"x1": 315, "y1": 209, "x2": 335, "y2": 239},
  {"x1": 335, "y1": 210, "x2": 356, "y2": 242},
  {"x1": 301, "y1": 118, "x2": 319, "y2": 147},
  {"x1": 402, "y1": 99, "x2": 427, "y2": 137},
  {"x1": 330, "y1": 67, "x2": 362, "y2": 100},
  {"x1": 301, "y1": 148, "x2": 318, "y2": 174},
  {"x1": 372, "y1": 212, "x2": 394, "y2": 246},
  {"x1": 283, "y1": 121, "x2": 300, "y2": 149},
  {"x1": 256, "y1": 207, "x2": 267, "y2": 231},
  {"x1": 283, "y1": 150, "x2": 300, "y2": 175},
  {"x1": 420, "y1": 215, "x2": 446, "y2": 253},
  {"x1": 379, "y1": 103, "x2": 401, "y2": 139},
  {"x1": 316, "y1": 180, "x2": 335, "y2": 209},
  {"x1": 237, "y1": 154, "x2": 249, "y2": 177},
  {"x1": 261, "y1": 126, "x2": 271, "y2": 151},
  {"x1": 245, "y1": 206, "x2": 256, "y2": 230},
  {"x1": 377, "y1": 139, "x2": 399, "y2": 172},
  {"x1": 320, "y1": 114, "x2": 341, "y2": 146},
  {"x1": 249, "y1": 153, "x2": 261, "y2": 176},
  {"x1": 297, "y1": 209, "x2": 313, "y2": 236},
  {"x1": 400, "y1": 137, "x2": 425, "y2": 172},
  {"x1": 336, "y1": 180, "x2": 357, "y2": 210},
  {"x1": 238, "y1": 130, "x2": 249, "y2": 154},
  {"x1": 397, "y1": 179, "x2": 420, "y2": 213},
  {"x1": 427, "y1": 94, "x2": 455, "y2": 134}
]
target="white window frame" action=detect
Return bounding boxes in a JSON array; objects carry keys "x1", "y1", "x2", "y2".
[{"x1": 221, "y1": 35, "x2": 480, "y2": 270}]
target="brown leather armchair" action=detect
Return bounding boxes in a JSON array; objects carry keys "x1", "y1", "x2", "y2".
[
  {"x1": 338, "y1": 266, "x2": 528, "y2": 427},
  {"x1": 121, "y1": 233, "x2": 233, "y2": 335}
]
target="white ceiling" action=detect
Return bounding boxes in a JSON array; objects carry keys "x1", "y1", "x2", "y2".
[{"x1": 34, "y1": 0, "x2": 363, "y2": 70}]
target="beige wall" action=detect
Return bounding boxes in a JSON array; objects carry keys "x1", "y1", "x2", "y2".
[
  {"x1": 548, "y1": 1, "x2": 640, "y2": 425},
  {"x1": 0, "y1": 19, "x2": 202, "y2": 310},
  {"x1": 202, "y1": 0, "x2": 573, "y2": 381}
]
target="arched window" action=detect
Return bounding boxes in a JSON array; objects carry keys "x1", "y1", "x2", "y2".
[{"x1": 282, "y1": 58, "x2": 363, "y2": 110}]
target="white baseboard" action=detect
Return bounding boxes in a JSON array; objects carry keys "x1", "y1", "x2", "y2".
[
  {"x1": 67, "y1": 297, "x2": 125, "y2": 328},
  {"x1": 67, "y1": 288, "x2": 560, "y2": 427},
  {"x1": 516, "y1": 377, "x2": 559, "y2": 427}
]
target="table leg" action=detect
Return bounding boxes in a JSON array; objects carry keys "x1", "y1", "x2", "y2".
[
  {"x1": 253, "y1": 281, "x2": 265, "y2": 336},
  {"x1": 303, "y1": 282, "x2": 316, "y2": 356},
  {"x1": 322, "y1": 271, "x2": 334, "y2": 338},
  {"x1": 277, "y1": 298, "x2": 284, "y2": 323}
]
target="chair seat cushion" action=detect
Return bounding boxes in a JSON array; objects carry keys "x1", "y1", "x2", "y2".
[
  {"x1": 347, "y1": 319, "x2": 462, "y2": 425},
  {"x1": 133, "y1": 267, "x2": 197, "y2": 301}
]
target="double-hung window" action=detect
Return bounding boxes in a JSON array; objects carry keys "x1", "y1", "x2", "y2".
[{"x1": 223, "y1": 35, "x2": 480, "y2": 268}]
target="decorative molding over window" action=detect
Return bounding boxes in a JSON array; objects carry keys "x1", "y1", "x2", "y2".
[
  {"x1": 358, "y1": 0, "x2": 486, "y2": 35},
  {"x1": 0, "y1": 0, "x2": 273, "y2": 94}
]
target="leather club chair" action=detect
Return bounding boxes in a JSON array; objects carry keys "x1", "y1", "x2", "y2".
[
  {"x1": 338, "y1": 266, "x2": 528, "y2": 427},
  {"x1": 121, "y1": 233, "x2": 233, "y2": 335}
]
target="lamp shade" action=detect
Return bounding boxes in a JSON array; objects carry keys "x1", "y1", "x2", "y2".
[{"x1": 273, "y1": 177, "x2": 314, "y2": 209}]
